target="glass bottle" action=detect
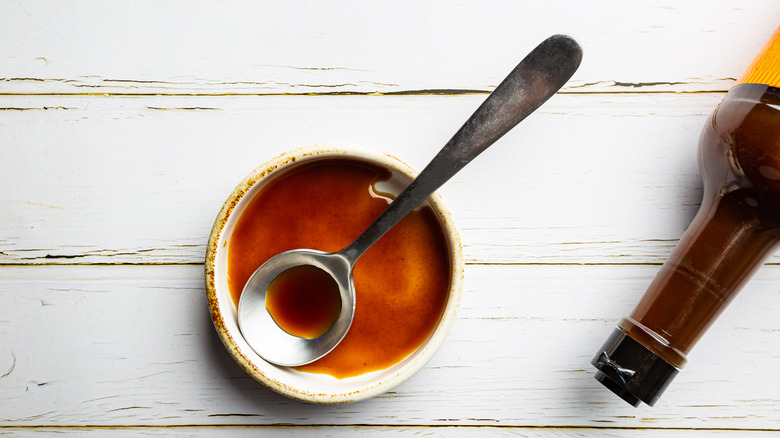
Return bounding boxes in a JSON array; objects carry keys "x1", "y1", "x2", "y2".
[{"x1": 592, "y1": 27, "x2": 780, "y2": 407}]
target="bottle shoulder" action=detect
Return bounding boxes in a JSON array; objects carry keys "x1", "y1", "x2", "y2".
[{"x1": 699, "y1": 84, "x2": 780, "y2": 222}]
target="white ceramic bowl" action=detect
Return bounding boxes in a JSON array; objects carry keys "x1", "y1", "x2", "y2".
[{"x1": 205, "y1": 145, "x2": 464, "y2": 403}]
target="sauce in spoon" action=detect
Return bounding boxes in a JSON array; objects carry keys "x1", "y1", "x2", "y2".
[{"x1": 266, "y1": 264, "x2": 342, "y2": 339}]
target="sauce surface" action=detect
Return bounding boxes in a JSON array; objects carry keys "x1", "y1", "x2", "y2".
[
  {"x1": 227, "y1": 158, "x2": 451, "y2": 378},
  {"x1": 265, "y1": 265, "x2": 341, "y2": 339}
]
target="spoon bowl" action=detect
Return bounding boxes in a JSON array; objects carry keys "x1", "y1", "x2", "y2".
[{"x1": 238, "y1": 248, "x2": 355, "y2": 366}]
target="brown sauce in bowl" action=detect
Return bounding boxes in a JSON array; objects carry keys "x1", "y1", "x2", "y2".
[{"x1": 227, "y1": 158, "x2": 451, "y2": 379}]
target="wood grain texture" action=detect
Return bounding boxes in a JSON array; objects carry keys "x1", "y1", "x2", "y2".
[
  {"x1": 0, "y1": 92, "x2": 725, "y2": 265},
  {"x1": 0, "y1": 1, "x2": 778, "y2": 95},
  {"x1": 0, "y1": 265, "x2": 777, "y2": 428},
  {"x1": 2, "y1": 0, "x2": 779, "y2": 435},
  {"x1": 0, "y1": 426, "x2": 777, "y2": 437}
]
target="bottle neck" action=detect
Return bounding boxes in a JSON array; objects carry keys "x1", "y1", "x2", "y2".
[{"x1": 622, "y1": 187, "x2": 780, "y2": 366}]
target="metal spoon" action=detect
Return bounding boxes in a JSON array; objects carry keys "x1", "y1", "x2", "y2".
[{"x1": 238, "y1": 34, "x2": 583, "y2": 366}]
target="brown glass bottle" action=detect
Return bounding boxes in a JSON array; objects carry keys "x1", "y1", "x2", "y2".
[{"x1": 592, "y1": 28, "x2": 780, "y2": 407}]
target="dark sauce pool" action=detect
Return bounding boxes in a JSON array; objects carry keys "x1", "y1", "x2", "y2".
[{"x1": 227, "y1": 158, "x2": 451, "y2": 378}]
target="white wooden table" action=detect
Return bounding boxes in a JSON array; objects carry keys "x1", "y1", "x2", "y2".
[{"x1": 2, "y1": 1, "x2": 779, "y2": 436}]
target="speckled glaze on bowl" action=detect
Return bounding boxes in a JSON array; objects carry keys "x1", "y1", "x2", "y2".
[{"x1": 205, "y1": 145, "x2": 464, "y2": 404}]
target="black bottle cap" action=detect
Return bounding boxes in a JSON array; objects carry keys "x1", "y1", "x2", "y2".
[{"x1": 591, "y1": 328, "x2": 680, "y2": 407}]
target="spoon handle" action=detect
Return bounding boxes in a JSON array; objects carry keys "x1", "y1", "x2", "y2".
[{"x1": 341, "y1": 34, "x2": 583, "y2": 263}]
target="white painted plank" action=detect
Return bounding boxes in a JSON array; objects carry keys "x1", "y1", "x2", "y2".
[
  {"x1": 0, "y1": 0, "x2": 777, "y2": 94},
  {"x1": 0, "y1": 264, "x2": 777, "y2": 428},
  {"x1": 0, "y1": 426, "x2": 776, "y2": 437},
  {"x1": 0, "y1": 92, "x2": 734, "y2": 265}
]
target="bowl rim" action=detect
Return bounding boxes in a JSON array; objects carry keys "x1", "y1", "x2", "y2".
[{"x1": 204, "y1": 144, "x2": 464, "y2": 404}]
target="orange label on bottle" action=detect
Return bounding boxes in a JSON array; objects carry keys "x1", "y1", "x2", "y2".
[{"x1": 737, "y1": 27, "x2": 780, "y2": 88}]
